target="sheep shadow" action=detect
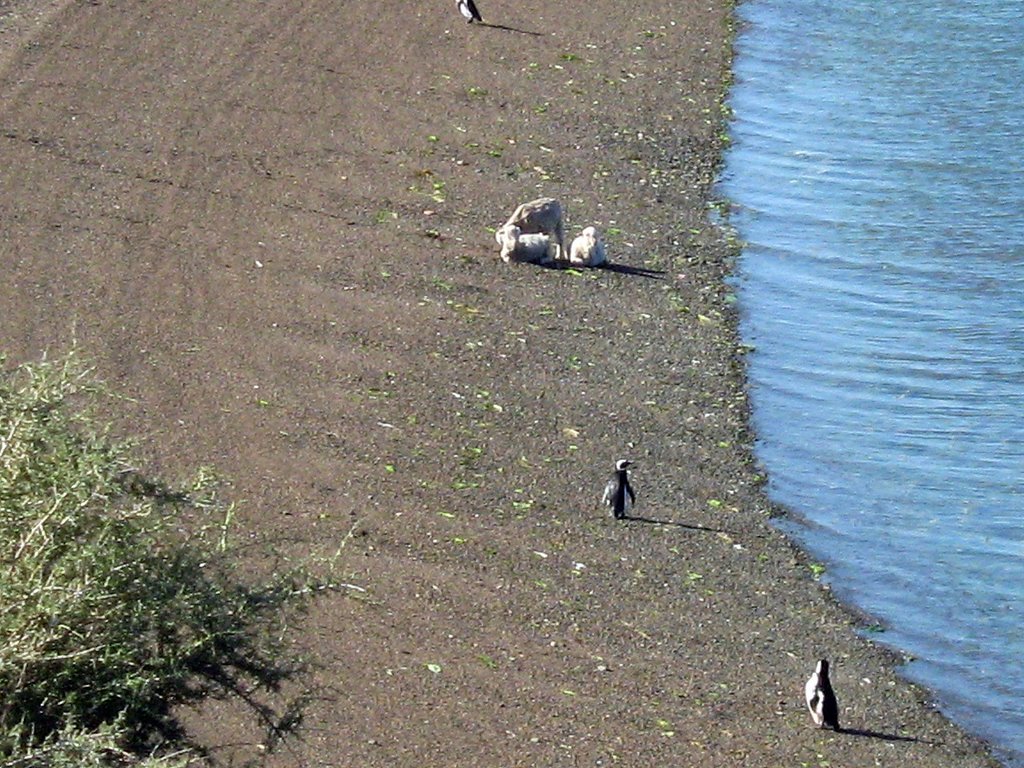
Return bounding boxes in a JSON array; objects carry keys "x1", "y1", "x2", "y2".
[
  {"x1": 536, "y1": 262, "x2": 667, "y2": 279},
  {"x1": 476, "y1": 22, "x2": 546, "y2": 36},
  {"x1": 599, "y1": 263, "x2": 667, "y2": 280}
]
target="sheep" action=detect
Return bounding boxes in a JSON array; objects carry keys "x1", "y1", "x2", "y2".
[
  {"x1": 501, "y1": 197, "x2": 565, "y2": 261},
  {"x1": 495, "y1": 224, "x2": 557, "y2": 264},
  {"x1": 569, "y1": 226, "x2": 607, "y2": 267}
]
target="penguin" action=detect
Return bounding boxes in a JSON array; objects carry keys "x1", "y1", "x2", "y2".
[
  {"x1": 457, "y1": 0, "x2": 482, "y2": 23},
  {"x1": 805, "y1": 658, "x2": 840, "y2": 730},
  {"x1": 602, "y1": 459, "x2": 636, "y2": 520}
]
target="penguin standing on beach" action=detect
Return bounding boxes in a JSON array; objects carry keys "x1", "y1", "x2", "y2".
[
  {"x1": 457, "y1": 0, "x2": 482, "y2": 23},
  {"x1": 805, "y1": 659, "x2": 840, "y2": 730},
  {"x1": 602, "y1": 459, "x2": 636, "y2": 520}
]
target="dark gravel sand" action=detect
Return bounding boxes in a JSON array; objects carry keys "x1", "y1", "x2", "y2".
[{"x1": 0, "y1": 0, "x2": 1002, "y2": 765}]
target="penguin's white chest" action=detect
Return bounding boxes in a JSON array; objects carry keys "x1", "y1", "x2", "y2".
[
  {"x1": 805, "y1": 676, "x2": 820, "y2": 721},
  {"x1": 805, "y1": 672, "x2": 830, "y2": 725}
]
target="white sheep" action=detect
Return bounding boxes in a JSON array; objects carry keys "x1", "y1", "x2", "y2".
[
  {"x1": 501, "y1": 197, "x2": 565, "y2": 261},
  {"x1": 495, "y1": 224, "x2": 557, "y2": 264},
  {"x1": 569, "y1": 226, "x2": 607, "y2": 267}
]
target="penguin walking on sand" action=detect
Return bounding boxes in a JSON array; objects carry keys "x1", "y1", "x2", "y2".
[
  {"x1": 457, "y1": 0, "x2": 482, "y2": 23},
  {"x1": 805, "y1": 659, "x2": 840, "y2": 730},
  {"x1": 602, "y1": 459, "x2": 636, "y2": 520}
]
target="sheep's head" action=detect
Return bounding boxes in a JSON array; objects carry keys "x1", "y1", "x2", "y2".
[
  {"x1": 497, "y1": 224, "x2": 521, "y2": 249},
  {"x1": 495, "y1": 225, "x2": 521, "y2": 262},
  {"x1": 581, "y1": 226, "x2": 599, "y2": 239}
]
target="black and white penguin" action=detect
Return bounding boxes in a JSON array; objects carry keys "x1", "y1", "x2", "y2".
[
  {"x1": 805, "y1": 658, "x2": 840, "y2": 730},
  {"x1": 602, "y1": 459, "x2": 636, "y2": 520},
  {"x1": 457, "y1": 0, "x2": 482, "y2": 23}
]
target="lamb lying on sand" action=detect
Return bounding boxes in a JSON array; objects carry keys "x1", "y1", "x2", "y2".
[
  {"x1": 495, "y1": 225, "x2": 557, "y2": 264},
  {"x1": 569, "y1": 226, "x2": 607, "y2": 267}
]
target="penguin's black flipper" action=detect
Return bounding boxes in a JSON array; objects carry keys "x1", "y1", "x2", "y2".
[
  {"x1": 821, "y1": 682, "x2": 840, "y2": 730},
  {"x1": 462, "y1": 0, "x2": 483, "y2": 22}
]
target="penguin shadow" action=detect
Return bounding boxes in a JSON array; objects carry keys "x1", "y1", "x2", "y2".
[
  {"x1": 838, "y1": 726, "x2": 936, "y2": 745},
  {"x1": 475, "y1": 21, "x2": 545, "y2": 36},
  {"x1": 620, "y1": 514, "x2": 734, "y2": 535}
]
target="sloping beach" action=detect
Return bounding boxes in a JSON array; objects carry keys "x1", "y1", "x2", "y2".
[{"x1": 0, "y1": 0, "x2": 1001, "y2": 765}]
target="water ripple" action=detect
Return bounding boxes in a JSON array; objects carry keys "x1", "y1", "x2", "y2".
[{"x1": 722, "y1": 0, "x2": 1024, "y2": 763}]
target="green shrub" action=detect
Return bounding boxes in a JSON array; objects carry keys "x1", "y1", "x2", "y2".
[{"x1": 0, "y1": 353, "x2": 314, "y2": 765}]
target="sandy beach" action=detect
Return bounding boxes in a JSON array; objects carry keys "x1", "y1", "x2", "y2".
[{"x1": 0, "y1": 0, "x2": 1002, "y2": 765}]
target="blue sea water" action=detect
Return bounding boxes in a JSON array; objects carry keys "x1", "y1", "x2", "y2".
[{"x1": 719, "y1": 0, "x2": 1024, "y2": 764}]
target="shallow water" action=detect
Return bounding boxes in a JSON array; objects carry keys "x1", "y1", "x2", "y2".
[{"x1": 720, "y1": 0, "x2": 1024, "y2": 764}]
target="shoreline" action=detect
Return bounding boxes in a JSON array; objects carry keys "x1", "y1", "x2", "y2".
[{"x1": 0, "y1": 0, "x2": 1004, "y2": 765}]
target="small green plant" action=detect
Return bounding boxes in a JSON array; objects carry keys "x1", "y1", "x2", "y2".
[
  {"x1": 459, "y1": 445, "x2": 484, "y2": 467},
  {"x1": 0, "y1": 352, "x2": 318, "y2": 765}
]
